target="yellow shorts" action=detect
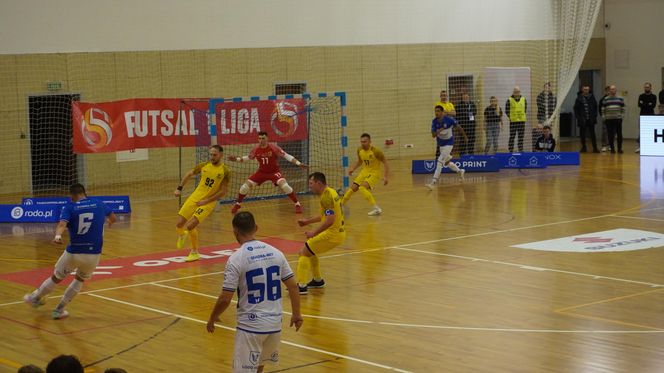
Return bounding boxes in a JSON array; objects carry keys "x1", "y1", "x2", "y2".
[
  {"x1": 353, "y1": 169, "x2": 380, "y2": 189},
  {"x1": 178, "y1": 198, "x2": 217, "y2": 223},
  {"x1": 306, "y1": 229, "x2": 346, "y2": 255}
]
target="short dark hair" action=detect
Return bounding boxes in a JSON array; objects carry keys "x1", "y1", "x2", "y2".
[
  {"x1": 258, "y1": 131, "x2": 268, "y2": 137},
  {"x1": 543, "y1": 125, "x2": 552, "y2": 130},
  {"x1": 434, "y1": 105, "x2": 444, "y2": 112},
  {"x1": 46, "y1": 355, "x2": 83, "y2": 373},
  {"x1": 308, "y1": 172, "x2": 326, "y2": 185},
  {"x1": 210, "y1": 145, "x2": 223, "y2": 152},
  {"x1": 69, "y1": 183, "x2": 86, "y2": 196},
  {"x1": 18, "y1": 365, "x2": 44, "y2": 373},
  {"x1": 360, "y1": 133, "x2": 371, "y2": 139},
  {"x1": 232, "y1": 211, "x2": 256, "y2": 235},
  {"x1": 104, "y1": 369, "x2": 128, "y2": 373}
]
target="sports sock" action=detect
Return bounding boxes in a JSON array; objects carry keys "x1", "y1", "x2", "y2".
[
  {"x1": 358, "y1": 187, "x2": 376, "y2": 205},
  {"x1": 237, "y1": 194, "x2": 246, "y2": 203},
  {"x1": 189, "y1": 228, "x2": 199, "y2": 251},
  {"x1": 341, "y1": 188, "x2": 355, "y2": 205},
  {"x1": 287, "y1": 192, "x2": 298, "y2": 203},
  {"x1": 33, "y1": 277, "x2": 57, "y2": 299},
  {"x1": 310, "y1": 255, "x2": 322, "y2": 280},
  {"x1": 296, "y1": 256, "x2": 311, "y2": 286},
  {"x1": 56, "y1": 279, "x2": 83, "y2": 311}
]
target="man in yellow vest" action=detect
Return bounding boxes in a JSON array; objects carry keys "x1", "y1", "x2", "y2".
[{"x1": 505, "y1": 86, "x2": 527, "y2": 152}]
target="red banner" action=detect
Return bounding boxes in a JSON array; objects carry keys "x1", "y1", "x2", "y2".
[
  {"x1": 72, "y1": 99, "x2": 210, "y2": 153},
  {"x1": 216, "y1": 99, "x2": 308, "y2": 145}
]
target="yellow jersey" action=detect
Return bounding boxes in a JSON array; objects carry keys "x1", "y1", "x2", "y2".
[
  {"x1": 435, "y1": 101, "x2": 456, "y2": 113},
  {"x1": 319, "y1": 187, "x2": 344, "y2": 233},
  {"x1": 189, "y1": 161, "x2": 231, "y2": 200},
  {"x1": 357, "y1": 145, "x2": 385, "y2": 172}
]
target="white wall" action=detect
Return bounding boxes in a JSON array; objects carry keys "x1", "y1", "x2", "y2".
[
  {"x1": 0, "y1": 0, "x2": 558, "y2": 54},
  {"x1": 604, "y1": 0, "x2": 664, "y2": 139}
]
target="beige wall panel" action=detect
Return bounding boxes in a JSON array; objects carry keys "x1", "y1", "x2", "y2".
[
  {"x1": 15, "y1": 54, "x2": 68, "y2": 94},
  {"x1": 285, "y1": 47, "x2": 326, "y2": 73},
  {"x1": 362, "y1": 89, "x2": 398, "y2": 150},
  {"x1": 325, "y1": 46, "x2": 363, "y2": 72},
  {"x1": 247, "y1": 71, "x2": 289, "y2": 95},
  {"x1": 397, "y1": 44, "x2": 433, "y2": 91},
  {"x1": 0, "y1": 110, "x2": 27, "y2": 194},
  {"x1": 245, "y1": 48, "x2": 288, "y2": 74},
  {"x1": 431, "y1": 44, "x2": 464, "y2": 85},
  {"x1": 493, "y1": 41, "x2": 526, "y2": 66},
  {"x1": 362, "y1": 44, "x2": 397, "y2": 91},
  {"x1": 463, "y1": 42, "x2": 495, "y2": 72},
  {"x1": 116, "y1": 76, "x2": 163, "y2": 100},
  {"x1": 114, "y1": 51, "x2": 162, "y2": 98},
  {"x1": 69, "y1": 79, "x2": 117, "y2": 102},
  {"x1": 284, "y1": 70, "x2": 325, "y2": 93},
  {"x1": 204, "y1": 49, "x2": 248, "y2": 75},
  {"x1": 160, "y1": 51, "x2": 206, "y2": 98},
  {"x1": 0, "y1": 56, "x2": 18, "y2": 111},
  {"x1": 325, "y1": 70, "x2": 362, "y2": 94},
  {"x1": 67, "y1": 53, "x2": 116, "y2": 81}
]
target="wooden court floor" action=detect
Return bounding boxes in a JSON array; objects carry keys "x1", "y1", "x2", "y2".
[{"x1": 1, "y1": 141, "x2": 663, "y2": 372}]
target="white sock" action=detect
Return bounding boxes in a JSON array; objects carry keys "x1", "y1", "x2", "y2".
[
  {"x1": 56, "y1": 279, "x2": 83, "y2": 311},
  {"x1": 447, "y1": 162, "x2": 460, "y2": 173},
  {"x1": 33, "y1": 277, "x2": 57, "y2": 299}
]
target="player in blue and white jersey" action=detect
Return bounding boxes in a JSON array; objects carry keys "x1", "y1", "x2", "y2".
[
  {"x1": 23, "y1": 183, "x2": 116, "y2": 319},
  {"x1": 426, "y1": 105, "x2": 469, "y2": 190},
  {"x1": 207, "y1": 211, "x2": 303, "y2": 373}
]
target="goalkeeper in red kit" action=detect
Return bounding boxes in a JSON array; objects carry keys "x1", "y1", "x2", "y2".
[{"x1": 228, "y1": 131, "x2": 308, "y2": 214}]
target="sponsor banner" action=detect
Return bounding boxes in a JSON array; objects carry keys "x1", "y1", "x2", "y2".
[
  {"x1": 640, "y1": 115, "x2": 664, "y2": 157},
  {"x1": 540, "y1": 152, "x2": 580, "y2": 165},
  {"x1": 21, "y1": 196, "x2": 131, "y2": 214},
  {"x1": 512, "y1": 229, "x2": 664, "y2": 253},
  {"x1": 0, "y1": 204, "x2": 59, "y2": 223},
  {"x1": 72, "y1": 99, "x2": 210, "y2": 153},
  {"x1": 494, "y1": 152, "x2": 547, "y2": 169},
  {"x1": 411, "y1": 157, "x2": 500, "y2": 174},
  {"x1": 215, "y1": 99, "x2": 308, "y2": 145},
  {"x1": 0, "y1": 237, "x2": 301, "y2": 287}
]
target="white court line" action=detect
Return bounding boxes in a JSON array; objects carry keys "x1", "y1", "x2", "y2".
[
  {"x1": 152, "y1": 281, "x2": 664, "y2": 334},
  {"x1": 87, "y1": 293, "x2": 412, "y2": 373},
  {"x1": 392, "y1": 246, "x2": 664, "y2": 288},
  {"x1": 612, "y1": 215, "x2": 664, "y2": 223}
]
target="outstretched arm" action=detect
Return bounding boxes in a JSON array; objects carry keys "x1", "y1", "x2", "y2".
[{"x1": 282, "y1": 152, "x2": 308, "y2": 169}]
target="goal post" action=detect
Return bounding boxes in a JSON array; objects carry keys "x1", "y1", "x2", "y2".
[{"x1": 197, "y1": 91, "x2": 348, "y2": 205}]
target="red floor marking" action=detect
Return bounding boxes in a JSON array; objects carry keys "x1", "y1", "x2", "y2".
[{"x1": 0, "y1": 237, "x2": 301, "y2": 287}]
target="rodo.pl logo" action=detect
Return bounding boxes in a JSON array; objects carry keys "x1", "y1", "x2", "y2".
[{"x1": 11, "y1": 207, "x2": 53, "y2": 220}]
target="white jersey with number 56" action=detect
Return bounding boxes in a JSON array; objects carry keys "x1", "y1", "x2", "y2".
[{"x1": 222, "y1": 240, "x2": 294, "y2": 334}]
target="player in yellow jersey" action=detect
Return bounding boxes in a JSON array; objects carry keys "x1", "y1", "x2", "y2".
[
  {"x1": 295, "y1": 172, "x2": 346, "y2": 294},
  {"x1": 341, "y1": 133, "x2": 390, "y2": 216},
  {"x1": 174, "y1": 145, "x2": 231, "y2": 262}
]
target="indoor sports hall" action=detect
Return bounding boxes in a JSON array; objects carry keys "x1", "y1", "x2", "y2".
[{"x1": 1, "y1": 1, "x2": 663, "y2": 372}]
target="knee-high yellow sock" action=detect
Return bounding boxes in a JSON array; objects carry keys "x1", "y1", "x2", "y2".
[
  {"x1": 176, "y1": 227, "x2": 185, "y2": 236},
  {"x1": 310, "y1": 255, "x2": 322, "y2": 280},
  {"x1": 189, "y1": 228, "x2": 199, "y2": 252},
  {"x1": 341, "y1": 188, "x2": 355, "y2": 205},
  {"x1": 359, "y1": 186, "x2": 376, "y2": 205},
  {"x1": 296, "y1": 256, "x2": 311, "y2": 285}
]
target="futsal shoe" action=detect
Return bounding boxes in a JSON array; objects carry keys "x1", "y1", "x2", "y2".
[
  {"x1": 368, "y1": 207, "x2": 382, "y2": 216},
  {"x1": 294, "y1": 203, "x2": 303, "y2": 214},
  {"x1": 185, "y1": 251, "x2": 200, "y2": 262},
  {"x1": 425, "y1": 182, "x2": 436, "y2": 191},
  {"x1": 176, "y1": 231, "x2": 189, "y2": 249},
  {"x1": 298, "y1": 285, "x2": 308, "y2": 295},
  {"x1": 23, "y1": 293, "x2": 46, "y2": 308},
  {"x1": 52, "y1": 309, "x2": 69, "y2": 320},
  {"x1": 458, "y1": 169, "x2": 465, "y2": 181},
  {"x1": 231, "y1": 203, "x2": 241, "y2": 215},
  {"x1": 307, "y1": 279, "x2": 326, "y2": 288}
]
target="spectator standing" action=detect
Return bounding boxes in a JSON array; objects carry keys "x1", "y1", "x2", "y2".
[
  {"x1": 536, "y1": 82, "x2": 557, "y2": 150},
  {"x1": 637, "y1": 82, "x2": 657, "y2": 153},
  {"x1": 534, "y1": 125, "x2": 556, "y2": 152},
  {"x1": 483, "y1": 96, "x2": 503, "y2": 154},
  {"x1": 601, "y1": 85, "x2": 625, "y2": 154},
  {"x1": 456, "y1": 93, "x2": 477, "y2": 155},
  {"x1": 506, "y1": 86, "x2": 527, "y2": 152},
  {"x1": 574, "y1": 85, "x2": 599, "y2": 153}
]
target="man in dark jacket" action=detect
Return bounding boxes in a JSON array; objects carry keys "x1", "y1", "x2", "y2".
[
  {"x1": 574, "y1": 85, "x2": 599, "y2": 153},
  {"x1": 456, "y1": 93, "x2": 477, "y2": 155},
  {"x1": 637, "y1": 82, "x2": 657, "y2": 153}
]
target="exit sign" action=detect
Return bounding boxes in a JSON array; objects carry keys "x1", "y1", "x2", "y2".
[{"x1": 47, "y1": 81, "x2": 62, "y2": 91}]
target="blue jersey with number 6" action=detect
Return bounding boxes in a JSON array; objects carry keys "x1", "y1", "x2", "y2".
[
  {"x1": 59, "y1": 198, "x2": 112, "y2": 255},
  {"x1": 222, "y1": 240, "x2": 294, "y2": 334}
]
